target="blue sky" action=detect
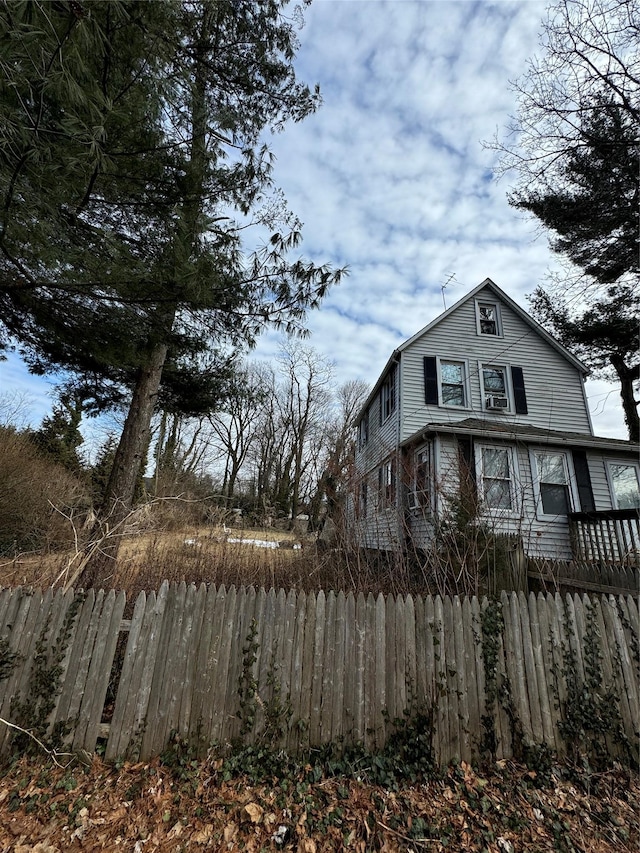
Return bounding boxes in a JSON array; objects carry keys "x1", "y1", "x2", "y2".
[{"x1": 0, "y1": 0, "x2": 628, "y2": 442}]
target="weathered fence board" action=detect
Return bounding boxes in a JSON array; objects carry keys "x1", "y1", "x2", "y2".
[
  {"x1": 452, "y1": 597, "x2": 469, "y2": 762},
  {"x1": 528, "y1": 558, "x2": 639, "y2": 597},
  {"x1": 0, "y1": 585, "x2": 638, "y2": 768},
  {"x1": 462, "y1": 597, "x2": 480, "y2": 759},
  {"x1": 0, "y1": 588, "x2": 123, "y2": 757},
  {"x1": 75, "y1": 589, "x2": 126, "y2": 753}
]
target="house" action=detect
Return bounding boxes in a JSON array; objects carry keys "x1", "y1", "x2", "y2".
[{"x1": 352, "y1": 278, "x2": 640, "y2": 567}]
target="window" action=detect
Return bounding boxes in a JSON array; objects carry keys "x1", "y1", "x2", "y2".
[
  {"x1": 532, "y1": 450, "x2": 573, "y2": 516},
  {"x1": 607, "y1": 462, "x2": 640, "y2": 509},
  {"x1": 411, "y1": 446, "x2": 432, "y2": 510},
  {"x1": 358, "y1": 409, "x2": 369, "y2": 449},
  {"x1": 381, "y1": 366, "x2": 397, "y2": 422},
  {"x1": 479, "y1": 446, "x2": 514, "y2": 510},
  {"x1": 475, "y1": 300, "x2": 502, "y2": 336},
  {"x1": 378, "y1": 458, "x2": 396, "y2": 507},
  {"x1": 358, "y1": 480, "x2": 368, "y2": 517},
  {"x1": 439, "y1": 359, "x2": 468, "y2": 407},
  {"x1": 481, "y1": 365, "x2": 509, "y2": 411}
]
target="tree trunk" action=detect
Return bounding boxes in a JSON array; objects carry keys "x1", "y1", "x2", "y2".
[
  {"x1": 611, "y1": 353, "x2": 639, "y2": 443},
  {"x1": 78, "y1": 340, "x2": 168, "y2": 588},
  {"x1": 77, "y1": 10, "x2": 211, "y2": 589}
]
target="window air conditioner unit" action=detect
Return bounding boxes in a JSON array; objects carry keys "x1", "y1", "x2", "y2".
[{"x1": 486, "y1": 396, "x2": 509, "y2": 410}]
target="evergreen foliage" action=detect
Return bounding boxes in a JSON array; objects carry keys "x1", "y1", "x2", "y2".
[
  {"x1": 0, "y1": 1, "x2": 343, "y2": 582},
  {"x1": 30, "y1": 390, "x2": 85, "y2": 473},
  {"x1": 493, "y1": 0, "x2": 640, "y2": 439},
  {"x1": 530, "y1": 284, "x2": 640, "y2": 441},
  {"x1": 510, "y1": 103, "x2": 639, "y2": 289}
]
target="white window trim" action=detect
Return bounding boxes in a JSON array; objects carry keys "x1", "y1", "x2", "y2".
[
  {"x1": 605, "y1": 459, "x2": 640, "y2": 510},
  {"x1": 478, "y1": 361, "x2": 513, "y2": 414},
  {"x1": 475, "y1": 299, "x2": 503, "y2": 337},
  {"x1": 437, "y1": 356, "x2": 472, "y2": 409},
  {"x1": 529, "y1": 448, "x2": 580, "y2": 520},
  {"x1": 475, "y1": 443, "x2": 519, "y2": 515}
]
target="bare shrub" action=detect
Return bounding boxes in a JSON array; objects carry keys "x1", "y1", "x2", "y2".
[{"x1": 0, "y1": 427, "x2": 90, "y2": 556}]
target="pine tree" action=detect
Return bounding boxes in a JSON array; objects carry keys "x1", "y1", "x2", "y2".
[
  {"x1": 530, "y1": 285, "x2": 640, "y2": 442},
  {"x1": 491, "y1": 0, "x2": 640, "y2": 439},
  {"x1": 0, "y1": 1, "x2": 344, "y2": 584},
  {"x1": 31, "y1": 390, "x2": 85, "y2": 474}
]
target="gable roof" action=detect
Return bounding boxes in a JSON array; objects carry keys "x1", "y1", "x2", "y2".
[
  {"x1": 398, "y1": 278, "x2": 589, "y2": 374},
  {"x1": 356, "y1": 278, "x2": 589, "y2": 420}
]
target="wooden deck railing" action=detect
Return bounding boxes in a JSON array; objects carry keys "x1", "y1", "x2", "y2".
[{"x1": 569, "y1": 508, "x2": 640, "y2": 567}]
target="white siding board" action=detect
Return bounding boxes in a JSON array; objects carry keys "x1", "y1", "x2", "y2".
[{"x1": 435, "y1": 437, "x2": 461, "y2": 503}]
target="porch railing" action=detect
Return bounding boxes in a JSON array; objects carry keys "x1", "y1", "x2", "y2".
[{"x1": 569, "y1": 508, "x2": 640, "y2": 567}]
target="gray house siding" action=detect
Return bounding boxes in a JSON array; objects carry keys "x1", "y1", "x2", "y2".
[
  {"x1": 354, "y1": 361, "x2": 402, "y2": 550},
  {"x1": 399, "y1": 287, "x2": 592, "y2": 443},
  {"x1": 428, "y1": 435, "x2": 575, "y2": 561},
  {"x1": 350, "y1": 279, "x2": 637, "y2": 564},
  {"x1": 356, "y1": 364, "x2": 399, "y2": 471}
]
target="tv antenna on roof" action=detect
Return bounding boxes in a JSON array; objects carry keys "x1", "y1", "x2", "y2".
[{"x1": 441, "y1": 272, "x2": 456, "y2": 309}]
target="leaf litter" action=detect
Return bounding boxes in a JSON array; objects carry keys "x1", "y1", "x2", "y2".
[{"x1": 0, "y1": 755, "x2": 637, "y2": 852}]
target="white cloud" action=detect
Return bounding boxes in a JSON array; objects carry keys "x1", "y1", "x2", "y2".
[{"x1": 3, "y1": 0, "x2": 629, "y2": 440}]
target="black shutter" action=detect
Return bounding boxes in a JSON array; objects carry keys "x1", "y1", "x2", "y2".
[
  {"x1": 424, "y1": 356, "x2": 438, "y2": 405},
  {"x1": 458, "y1": 436, "x2": 477, "y2": 490},
  {"x1": 572, "y1": 449, "x2": 595, "y2": 512},
  {"x1": 511, "y1": 366, "x2": 528, "y2": 414}
]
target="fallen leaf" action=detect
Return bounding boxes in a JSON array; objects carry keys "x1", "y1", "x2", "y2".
[
  {"x1": 16, "y1": 846, "x2": 60, "y2": 853},
  {"x1": 224, "y1": 821, "x2": 238, "y2": 842},
  {"x1": 244, "y1": 802, "x2": 264, "y2": 824},
  {"x1": 192, "y1": 823, "x2": 214, "y2": 843}
]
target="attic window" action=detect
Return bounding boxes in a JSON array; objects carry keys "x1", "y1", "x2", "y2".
[{"x1": 476, "y1": 300, "x2": 502, "y2": 336}]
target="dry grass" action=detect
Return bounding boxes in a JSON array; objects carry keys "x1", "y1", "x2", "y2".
[{"x1": 0, "y1": 523, "x2": 409, "y2": 604}]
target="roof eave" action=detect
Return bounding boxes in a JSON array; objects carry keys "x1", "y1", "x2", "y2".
[
  {"x1": 355, "y1": 349, "x2": 400, "y2": 423},
  {"x1": 402, "y1": 422, "x2": 638, "y2": 454}
]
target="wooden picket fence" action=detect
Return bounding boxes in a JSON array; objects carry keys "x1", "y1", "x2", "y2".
[
  {"x1": 527, "y1": 557, "x2": 639, "y2": 597},
  {"x1": 0, "y1": 583, "x2": 638, "y2": 767}
]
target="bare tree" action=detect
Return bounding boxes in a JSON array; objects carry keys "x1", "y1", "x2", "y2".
[
  {"x1": 0, "y1": 390, "x2": 33, "y2": 431},
  {"x1": 489, "y1": 0, "x2": 640, "y2": 439},
  {"x1": 276, "y1": 343, "x2": 333, "y2": 526},
  {"x1": 205, "y1": 363, "x2": 271, "y2": 501},
  {"x1": 493, "y1": 0, "x2": 640, "y2": 198},
  {"x1": 153, "y1": 412, "x2": 220, "y2": 497},
  {"x1": 248, "y1": 371, "x2": 280, "y2": 520},
  {"x1": 307, "y1": 379, "x2": 370, "y2": 530}
]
